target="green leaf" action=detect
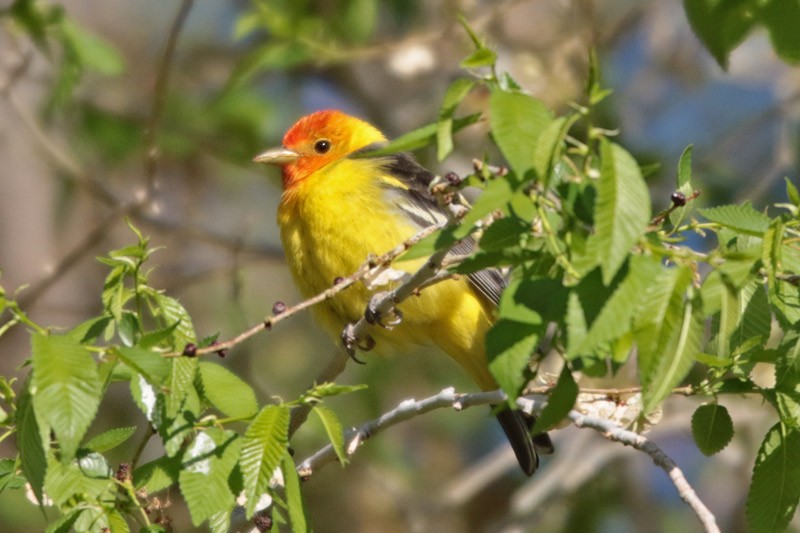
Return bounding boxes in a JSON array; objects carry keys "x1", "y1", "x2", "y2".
[
  {"x1": 240, "y1": 405, "x2": 290, "y2": 518},
  {"x1": 282, "y1": 453, "x2": 309, "y2": 532},
  {"x1": 84, "y1": 426, "x2": 137, "y2": 453},
  {"x1": 198, "y1": 361, "x2": 259, "y2": 419},
  {"x1": 453, "y1": 178, "x2": 516, "y2": 239},
  {"x1": 115, "y1": 346, "x2": 171, "y2": 384},
  {"x1": 65, "y1": 315, "x2": 112, "y2": 345},
  {"x1": 761, "y1": 0, "x2": 800, "y2": 63},
  {"x1": 477, "y1": 216, "x2": 529, "y2": 251},
  {"x1": 44, "y1": 508, "x2": 82, "y2": 533},
  {"x1": 532, "y1": 366, "x2": 578, "y2": 433},
  {"x1": 355, "y1": 114, "x2": 481, "y2": 158},
  {"x1": 572, "y1": 256, "x2": 662, "y2": 357},
  {"x1": 0, "y1": 458, "x2": 27, "y2": 492},
  {"x1": 634, "y1": 266, "x2": 700, "y2": 413},
  {"x1": 691, "y1": 403, "x2": 734, "y2": 456},
  {"x1": 32, "y1": 333, "x2": 102, "y2": 462},
  {"x1": 746, "y1": 423, "x2": 800, "y2": 533},
  {"x1": 312, "y1": 404, "x2": 347, "y2": 465},
  {"x1": 489, "y1": 90, "x2": 553, "y2": 179},
  {"x1": 61, "y1": 19, "x2": 124, "y2": 75},
  {"x1": 533, "y1": 115, "x2": 578, "y2": 187},
  {"x1": 460, "y1": 47, "x2": 497, "y2": 68},
  {"x1": 785, "y1": 177, "x2": 800, "y2": 206},
  {"x1": 683, "y1": 0, "x2": 759, "y2": 69},
  {"x1": 179, "y1": 429, "x2": 241, "y2": 527},
  {"x1": 134, "y1": 455, "x2": 181, "y2": 494},
  {"x1": 488, "y1": 278, "x2": 568, "y2": 401},
  {"x1": 166, "y1": 356, "x2": 198, "y2": 419},
  {"x1": 437, "y1": 78, "x2": 477, "y2": 160},
  {"x1": 700, "y1": 203, "x2": 771, "y2": 235},
  {"x1": 678, "y1": 144, "x2": 693, "y2": 187},
  {"x1": 669, "y1": 145, "x2": 695, "y2": 228},
  {"x1": 17, "y1": 380, "x2": 47, "y2": 504},
  {"x1": 153, "y1": 293, "x2": 197, "y2": 349},
  {"x1": 595, "y1": 140, "x2": 652, "y2": 284},
  {"x1": 304, "y1": 382, "x2": 368, "y2": 399},
  {"x1": 45, "y1": 453, "x2": 114, "y2": 507}
]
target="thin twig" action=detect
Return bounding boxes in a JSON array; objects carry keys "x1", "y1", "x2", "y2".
[
  {"x1": 143, "y1": 0, "x2": 194, "y2": 197},
  {"x1": 181, "y1": 220, "x2": 447, "y2": 357},
  {"x1": 566, "y1": 409, "x2": 720, "y2": 533}
]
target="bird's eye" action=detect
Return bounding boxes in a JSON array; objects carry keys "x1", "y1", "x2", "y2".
[{"x1": 313, "y1": 139, "x2": 331, "y2": 154}]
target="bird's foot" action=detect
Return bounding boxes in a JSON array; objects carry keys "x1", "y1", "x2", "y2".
[
  {"x1": 340, "y1": 323, "x2": 374, "y2": 364},
  {"x1": 364, "y1": 292, "x2": 404, "y2": 329}
]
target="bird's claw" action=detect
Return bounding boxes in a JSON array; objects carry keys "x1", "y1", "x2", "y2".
[
  {"x1": 364, "y1": 292, "x2": 404, "y2": 329},
  {"x1": 340, "y1": 323, "x2": 374, "y2": 364}
]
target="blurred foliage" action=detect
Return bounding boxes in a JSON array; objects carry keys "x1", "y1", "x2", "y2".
[{"x1": 1, "y1": 0, "x2": 800, "y2": 532}]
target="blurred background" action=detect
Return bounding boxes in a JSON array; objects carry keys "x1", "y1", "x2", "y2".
[{"x1": 0, "y1": 0, "x2": 798, "y2": 531}]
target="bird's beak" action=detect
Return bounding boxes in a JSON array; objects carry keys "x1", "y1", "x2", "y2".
[{"x1": 252, "y1": 147, "x2": 299, "y2": 166}]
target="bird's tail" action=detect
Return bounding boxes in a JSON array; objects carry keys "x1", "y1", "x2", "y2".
[{"x1": 494, "y1": 407, "x2": 554, "y2": 476}]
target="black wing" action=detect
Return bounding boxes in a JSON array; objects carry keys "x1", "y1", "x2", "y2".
[{"x1": 349, "y1": 147, "x2": 507, "y2": 307}]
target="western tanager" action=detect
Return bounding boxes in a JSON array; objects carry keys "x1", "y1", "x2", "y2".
[{"x1": 254, "y1": 110, "x2": 552, "y2": 475}]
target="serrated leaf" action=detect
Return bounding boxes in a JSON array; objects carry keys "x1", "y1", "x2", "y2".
[
  {"x1": 634, "y1": 266, "x2": 700, "y2": 413},
  {"x1": 45, "y1": 453, "x2": 114, "y2": 507},
  {"x1": 700, "y1": 203, "x2": 770, "y2": 235},
  {"x1": 32, "y1": 334, "x2": 102, "y2": 462},
  {"x1": 532, "y1": 366, "x2": 578, "y2": 433},
  {"x1": 240, "y1": 405, "x2": 290, "y2": 518},
  {"x1": 312, "y1": 404, "x2": 346, "y2": 465},
  {"x1": 115, "y1": 346, "x2": 171, "y2": 385},
  {"x1": 489, "y1": 90, "x2": 553, "y2": 179},
  {"x1": 179, "y1": 429, "x2": 241, "y2": 527},
  {"x1": 691, "y1": 403, "x2": 734, "y2": 456},
  {"x1": 437, "y1": 78, "x2": 477, "y2": 161},
  {"x1": 282, "y1": 452, "x2": 309, "y2": 532},
  {"x1": 595, "y1": 140, "x2": 652, "y2": 285},
  {"x1": 84, "y1": 426, "x2": 137, "y2": 453},
  {"x1": 134, "y1": 455, "x2": 181, "y2": 494},
  {"x1": 65, "y1": 315, "x2": 112, "y2": 345},
  {"x1": 153, "y1": 293, "x2": 196, "y2": 349},
  {"x1": 17, "y1": 380, "x2": 47, "y2": 504},
  {"x1": 166, "y1": 356, "x2": 198, "y2": 419},
  {"x1": 488, "y1": 278, "x2": 567, "y2": 401},
  {"x1": 44, "y1": 508, "x2": 82, "y2": 533},
  {"x1": 533, "y1": 115, "x2": 577, "y2": 187},
  {"x1": 453, "y1": 178, "x2": 516, "y2": 239},
  {"x1": 572, "y1": 255, "x2": 662, "y2": 357},
  {"x1": 746, "y1": 423, "x2": 800, "y2": 533},
  {"x1": 0, "y1": 458, "x2": 27, "y2": 492},
  {"x1": 198, "y1": 362, "x2": 258, "y2": 419},
  {"x1": 645, "y1": 294, "x2": 702, "y2": 414},
  {"x1": 478, "y1": 217, "x2": 529, "y2": 251}
]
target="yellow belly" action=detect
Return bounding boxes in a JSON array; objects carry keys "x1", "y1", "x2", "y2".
[{"x1": 276, "y1": 158, "x2": 497, "y2": 390}]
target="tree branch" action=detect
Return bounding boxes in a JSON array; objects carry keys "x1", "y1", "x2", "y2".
[{"x1": 298, "y1": 388, "x2": 720, "y2": 533}]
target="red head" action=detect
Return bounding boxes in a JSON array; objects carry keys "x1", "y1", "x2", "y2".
[{"x1": 253, "y1": 110, "x2": 386, "y2": 189}]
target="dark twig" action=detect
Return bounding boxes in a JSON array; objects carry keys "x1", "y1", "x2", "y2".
[{"x1": 143, "y1": 0, "x2": 194, "y2": 197}]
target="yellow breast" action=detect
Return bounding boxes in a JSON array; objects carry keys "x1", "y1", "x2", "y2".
[{"x1": 277, "y1": 157, "x2": 496, "y2": 388}]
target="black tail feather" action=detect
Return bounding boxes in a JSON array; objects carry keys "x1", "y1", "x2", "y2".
[{"x1": 493, "y1": 406, "x2": 553, "y2": 476}]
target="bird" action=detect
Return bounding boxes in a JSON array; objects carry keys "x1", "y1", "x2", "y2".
[{"x1": 253, "y1": 109, "x2": 552, "y2": 475}]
